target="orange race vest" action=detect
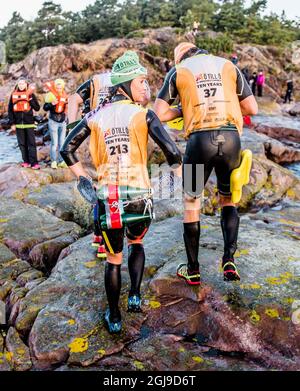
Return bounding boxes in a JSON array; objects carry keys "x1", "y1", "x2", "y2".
[
  {"x1": 12, "y1": 88, "x2": 34, "y2": 112},
  {"x1": 44, "y1": 81, "x2": 68, "y2": 114}
]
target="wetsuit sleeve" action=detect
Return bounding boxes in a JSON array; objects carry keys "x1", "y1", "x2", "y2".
[
  {"x1": 146, "y1": 110, "x2": 182, "y2": 166},
  {"x1": 60, "y1": 117, "x2": 91, "y2": 166},
  {"x1": 235, "y1": 66, "x2": 253, "y2": 102},
  {"x1": 30, "y1": 94, "x2": 40, "y2": 111},
  {"x1": 8, "y1": 95, "x2": 15, "y2": 125},
  {"x1": 156, "y1": 67, "x2": 178, "y2": 105},
  {"x1": 76, "y1": 80, "x2": 91, "y2": 102}
]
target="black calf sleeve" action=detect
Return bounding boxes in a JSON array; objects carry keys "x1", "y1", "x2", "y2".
[
  {"x1": 183, "y1": 222, "x2": 200, "y2": 272},
  {"x1": 128, "y1": 244, "x2": 145, "y2": 296},
  {"x1": 221, "y1": 206, "x2": 239, "y2": 262},
  {"x1": 104, "y1": 262, "x2": 121, "y2": 322}
]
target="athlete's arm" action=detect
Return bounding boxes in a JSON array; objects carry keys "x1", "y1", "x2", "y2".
[
  {"x1": 154, "y1": 67, "x2": 182, "y2": 122},
  {"x1": 146, "y1": 110, "x2": 182, "y2": 166},
  {"x1": 235, "y1": 66, "x2": 258, "y2": 115},
  {"x1": 240, "y1": 95, "x2": 258, "y2": 116},
  {"x1": 68, "y1": 80, "x2": 91, "y2": 123},
  {"x1": 60, "y1": 117, "x2": 91, "y2": 179}
]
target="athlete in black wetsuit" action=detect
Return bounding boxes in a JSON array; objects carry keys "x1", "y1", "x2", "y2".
[
  {"x1": 154, "y1": 43, "x2": 258, "y2": 283},
  {"x1": 61, "y1": 51, "x2": 181, "y2": 334}
]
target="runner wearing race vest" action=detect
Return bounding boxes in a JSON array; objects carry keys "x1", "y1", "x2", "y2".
[
  {"x1": 154, "y1": 42, "x2": 258, "y2": 283},
  {"x1": 61, "y1": 51, "x2": 181, "y2": 333}
]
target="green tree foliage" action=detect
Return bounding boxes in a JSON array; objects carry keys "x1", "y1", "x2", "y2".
[{"x1": 0, "y1": 0, "x2": 299, "y2": 63}]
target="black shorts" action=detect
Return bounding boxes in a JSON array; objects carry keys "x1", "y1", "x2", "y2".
[
  {"x1": 183, "y1": 127, "x2": 241, "y2": 198},
  {"x1": 97, "y1": 198, "x2": 152, "y2": 254}
]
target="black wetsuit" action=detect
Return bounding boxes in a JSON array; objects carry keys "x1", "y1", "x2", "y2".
[{"x1": 157, "y1": 61, "x2": 252, "y2": 197}]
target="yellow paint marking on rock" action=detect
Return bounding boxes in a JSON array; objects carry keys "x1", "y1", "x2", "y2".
[
  {"x1": 178, "y1": 347, "x2": 185, "y2": 353},
  {"x1": 16, "y1": 348, "x2": 25, "y2": 355},
  {"x1": 134, "y1": 360, "x2": 145, "y2": 370},
  {"x1": 265, "y1": 309, "x2": 279, "y2": 318},
  {"x1": 287, "y1": 256, "x2": 298, "y2": 262},
  {"x1": 280, "y1": 272, "x2": 293, "y2": 279},
  {"x1": 68, "y1": 319, "x2": 76, "y2": 325},
  {"x1": 192, "y1": 356, "x2": 204, "y2": 363},
  {"x1": 149, "y1": 300, "x2": 161, "y2": 309},
  {"x1": 0, "y1": 218, "x2": 8, "y2": 223},
  {"x1": 5, "y1": 352, "x2": 13, "y2": 361},
  {"x1": 250, "y1": 310, "x2": 260, "y2": 323},
  {"x1": 286, "y1": 189, "x2": 296, "y2": 198},
  {"x1": 84, "y1": 261, "x2": 97, "y2": 268},
  {"x1": 282, "y1": 297, "x2": 295, "y2": 305},
  {"x1": 240, "y1": 249, "x2": 249, "y2": 255},
  {"x1": 97, "y1": 349, "x2": 106, "y2": 355},
  {"x1": 201, "y1": 225, "x2": 209, "y2": 229},
  {"x1": 68, "y1": 338, "x2": 89, "y2": 353},
  {"x1": 240, "y1": 283, "x2": 261, "y2": 290},
  {"x1": 265, "y1": 277, "x2": 287, "y2": 285},
  {"x1": 283, "y1": 317, "x2": 291, "y2": 321}
]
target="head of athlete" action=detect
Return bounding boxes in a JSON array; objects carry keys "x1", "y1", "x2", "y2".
[
  {"x1": 174, "y1": 42, "x2": 208, "y2": 65},
  {"x1": 110, "y1": 51, "x2": 150, "y2": 106}
]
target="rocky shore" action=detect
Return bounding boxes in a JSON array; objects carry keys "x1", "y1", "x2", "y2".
[{"x1": 0, "y1": 121, "x2": 299, "y2": 371}]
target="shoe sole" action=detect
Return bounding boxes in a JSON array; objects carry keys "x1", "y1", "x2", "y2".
[
  {"x1": 176, "y1": 271, "x2": 201, "y2": 286},
  {"x1": 223, "y1": 271, "x2": 240, "y2": 282}
]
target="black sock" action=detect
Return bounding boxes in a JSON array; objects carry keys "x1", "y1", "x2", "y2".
[
  {"x1": 221, "y1": 206, "x2": 239, "y2": 264},
  {"x1": 128, "y1": 244, "x2": 145, "y2": 297},
  {"x1": 104, "y1": 262, "x2": 121, "y2": 322},
  {"x1": 183, "y1": 222, "x2": 200, "y2": 273}
]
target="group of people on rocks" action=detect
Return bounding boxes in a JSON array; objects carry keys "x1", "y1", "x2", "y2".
[
  {"x1": 230, "y1": 53, "x2": 265, "y2": 97},
  {"x1": 7, "y1": 44, "x2": 260, "y2": 334},
  {"x1": 8, "y1": 78, "x2": 68, "y2": 169}
]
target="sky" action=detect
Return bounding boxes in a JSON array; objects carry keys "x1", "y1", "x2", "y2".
[{"x1": 0, "y1": 0, "x2": 299, "y2": 28}]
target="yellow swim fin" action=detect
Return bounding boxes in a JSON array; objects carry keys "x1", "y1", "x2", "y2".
[
  {"x1": 167, "y1": 105, "x2": 184, "y2": 131},
  {"x1": 230, "y1": 149, "x2": 252, "y2": 204}
]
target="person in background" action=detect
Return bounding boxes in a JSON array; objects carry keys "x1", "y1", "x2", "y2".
[
  {"x1": 283, "y1": 79, "x2": 294, "y2": 103},
  {"x1": 44, "y1": 79, "x2": 68, "y2": 169},
  {"x1": 249, "y1": 71, "x2": 257, "y2": 96},
  {"x1": 230, "y1": 53, "x2": 238, "y2": 65},
  {"x1": 256, "y1": 70, "x2": 265, "y2": 97},
  {"x1": 242, "y1": 67, "x2": 250, "y2": 84},
  {"x1": 8, "y1": 77, "x2": 41, "y2": 169}
]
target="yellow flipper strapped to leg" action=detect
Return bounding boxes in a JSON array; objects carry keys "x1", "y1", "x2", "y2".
[{"x1": 230, "y1": 149, "x2": 252, "y2": 204}]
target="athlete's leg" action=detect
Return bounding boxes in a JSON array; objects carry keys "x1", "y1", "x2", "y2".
[
  {"x1": 102, "y1": 228, "x2": 124, "y2": 329},
  {"x1": 126, "y1": 217, "x2": 151, "y2": 311},
  {"x1": 214, "y1": 130, "x2": 241, "y2": 280}
]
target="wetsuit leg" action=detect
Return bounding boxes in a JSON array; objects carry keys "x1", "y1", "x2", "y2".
[
  {"x1": 183, "y1": 222, "x2": 200, "y2": 272},
  {"x1": 104, "y1": 262, "x2": 121, "y2": 322},
  {"x1": 128, "y1": 244, "x2": 145, "y2": 296},
  {"x1": 221, "y1": 206, "x2": 240, "y2": 263},
  {"x1": 213, "y1": 130, "x2": 241, "y2": 197},
  {"x1": 183, "y1": 131, "x2": 215, "y2": 198}
]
